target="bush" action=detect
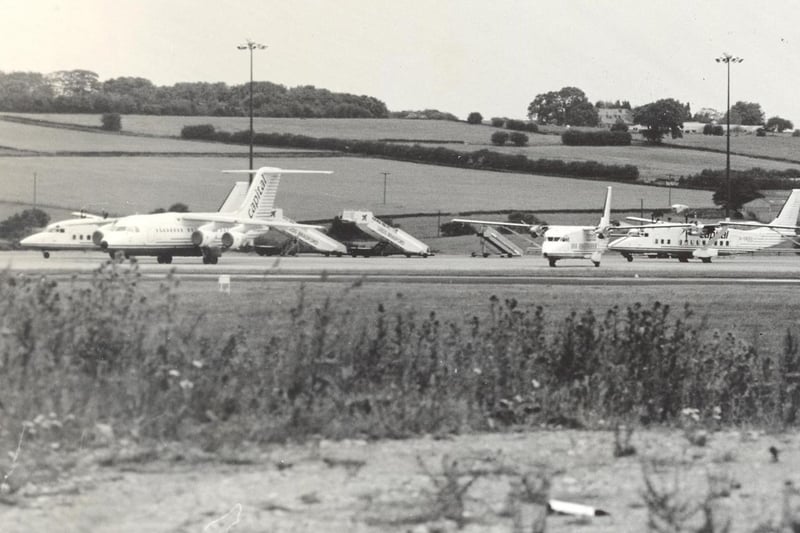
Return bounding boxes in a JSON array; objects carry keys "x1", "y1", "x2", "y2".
[
  {"x1": 490, "y1": 117, "x2": 505, "y2": 128},
  {"x1": 794, "y1": 129, "x2": 800, "y2": 138},
  {"x1": 561, "y1": 129, "x2": 631, "y2": 146},
  {"x1": 610, "y1": 120, "x2": 628, "y2": 132},
  {"x1": 100, "y1": 112, "x2": 121, "y2": 131},
  {"x1": 756, "y1": 128, "x2": 767, "y2": 137},
  {"x1": 703, "y1": 124, "x2": 724, "y2": 136},
  {"x1": 490, "y1": 131, "x2": 509, "y2": 146},
  {"x1": 509, "y1": 132, "x2": 529, "y2": 146},
  {"x1": 440, "y1": 220, "x2": 474, "y2": 236},
  {"x1": 467, "y1": 112, "x2": 483, "y2": 125},
  {"x1": 181, "y1": 123, "x2": 217, "y2": 140}
]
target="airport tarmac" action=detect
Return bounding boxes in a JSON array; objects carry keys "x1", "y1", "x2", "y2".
[{"x1": 1, "y1": 250, "x2": 799, "y2": 285}]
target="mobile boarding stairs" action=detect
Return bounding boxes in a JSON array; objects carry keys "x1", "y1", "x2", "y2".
[
  {"x1": 269, "y1": 208, "x2": 347, "y2": 256},
  {"x1": 340, "y1": 210, "x2": 432, "y2": 257}
]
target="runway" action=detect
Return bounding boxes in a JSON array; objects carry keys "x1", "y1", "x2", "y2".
[{"x1": 2, "y1": 250, "x2": 799, "y2": 285}]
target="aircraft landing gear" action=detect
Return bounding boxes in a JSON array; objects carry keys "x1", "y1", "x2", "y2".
[
  {"x1": 157, "y1": 254, "x2": 173, "y2": 264},
  {"x1": 42, "y1": 251, "x2": 50, "y2": 259},
  {"x1": 700, "y1": 257, "x2": 712, "y2": 263},
  {"x1": 202, "y1": 254, "x2": 218, "y2": 265},
  {"x1": 624, "y1": 255, "x2": 633, "y2": 262},
  {"x1": 678, "y1": 257, "x2": 689, "y2": 263},
  {"x1": 548, "y1": 257, "x2": 557, "y2": 267},
  {"x1": 592, "y1": 260, "x2": 600, "y2": 267}
]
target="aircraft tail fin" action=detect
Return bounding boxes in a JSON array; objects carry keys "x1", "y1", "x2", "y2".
[
  {"x1": 598, "y1": 186, "x2": 613, "y2": 231},
  {"x1": 769, "y1": 189, "x2": 800, "y2": 231},
  {"x1": 232, "y1": 167, "x2": 332, "y2": 220},
  {"x1": 217, "y1": 181, "x2": 249, "y2": 213}
]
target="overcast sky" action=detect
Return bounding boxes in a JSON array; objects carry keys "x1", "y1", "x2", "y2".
[{"x1": 2, "y1": 0, "x2": 799, "y2": 123}]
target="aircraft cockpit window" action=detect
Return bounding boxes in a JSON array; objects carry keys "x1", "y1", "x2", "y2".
[{"x1": 560, "y1": 236, "x2": 570, "y2": 242}]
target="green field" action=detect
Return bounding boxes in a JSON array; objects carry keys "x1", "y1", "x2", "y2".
[
  {"x1": 666, "y1": 131, "x2": 800, "y2": 163},
  {"x1": 0, "y1": 155, "x2": 713, "y2": 221},
  {"x1": 0, "y1": 118, "x2": 307, "y2": 154}
]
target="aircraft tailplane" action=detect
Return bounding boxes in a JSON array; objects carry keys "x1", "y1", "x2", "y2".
[{"x1": 769, "y1": 189, "x2": 800, "y2": 232}]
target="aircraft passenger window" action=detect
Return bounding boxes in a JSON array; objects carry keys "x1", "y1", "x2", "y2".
[
  {"x1": 667, "y1": 240, "x2": 671, "y2": 244},
  {"x1": 72, "y1": 235, "x2": 76, "y2": 240}
]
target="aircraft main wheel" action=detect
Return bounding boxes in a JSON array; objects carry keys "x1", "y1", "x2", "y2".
[
  {"x1": 202, "y1": 256, "x2": 210, "y2": 264},
  {"x1": 165, "y1": 256, "x2": 172, "y2": 264},
  {"x1": 678, "y1": 257, "x2": 689, "y2": 263},
  {"x1": 209, "y1": 255, "x2": 218, "y2": 265},
  {"x1": 625, "y1": 255, "x2": 633, "y2": 262},
  {"x1": 157, "y1": 256, "x2": 163, "y2": 264},
  {"x1": 43, "y1": 251, "x2": 50, "y2": 259},
  {"x1": 592, "y1": 261, "x2": 600, "y2": 267},
  {"x1": 548, "y1": 258, "x2": 557, "y2": 267},
  {"x1": 701, "y1": 257, "x2": 712, "y2": 263}
]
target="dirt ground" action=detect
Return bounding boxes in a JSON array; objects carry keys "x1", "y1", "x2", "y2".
[{"x1": 1, "y1": 428, "x2": 799, "y2": 533}]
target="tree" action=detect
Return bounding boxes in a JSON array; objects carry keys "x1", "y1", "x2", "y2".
[
  {"x1": 509, "y1": 132, "x2": 529, "y2": 146},
  {"x1": 490, "y1": 117, "x2": 505, "y2": 127},
  {"x1": 466, "y1": 112, "x2": 483, "y2": 125},
  {"x1": 633, "y1": 98, "x2": 687, "y2": 144},
  {"x1": 765, "y1": 116, "x2": 794, "y2": 133},
  {"x1": 0, "y1": 208, "x2": 50, "y2": 241},
  {"x1": 527, "y1": 86, "x2": 596, "y2": 126},
  {"x1": 610, "y1": 119, "x2": 628, "y2": 132},
  {"x1": 101, "y1": 112, "x2": 121, "y2": 131},
  {"x1": 168, "y1": 203, "x2": 189, "y2": 212},
  {"x1": 712, "y1": 176, "x2": 763, "y2": 213},
  {"x1": 726, "y1": 101, "x2": 764, "y2": 125},
  {"x1": 490, "y1": 131, "x2": 509, "y2": 145}
]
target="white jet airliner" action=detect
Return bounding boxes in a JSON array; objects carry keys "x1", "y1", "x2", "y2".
[
  {"x1": 94, "y1": 167, "x2": 329, "y2": 264},
  {"x1": 608, "y1": 189, "x2": 800, "y2": 262},
  {"x1": 19, "y1": 181, "x2": 250, "y2": 258},
  {"x1": 453, "y1": 186, "x2": 615, "y2": 267}
]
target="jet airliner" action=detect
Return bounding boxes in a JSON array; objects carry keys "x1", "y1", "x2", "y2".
[{"x1": 95, "y1": 167, "x2": 329, "y2": 264}]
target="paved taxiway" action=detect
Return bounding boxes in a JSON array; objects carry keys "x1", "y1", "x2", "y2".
[{"x1": 1, "y1": 250, "x2": 798, "y2": 285}]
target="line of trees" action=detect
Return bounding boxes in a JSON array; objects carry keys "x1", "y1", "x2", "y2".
[
  {"x1": 0, "y1": 70, "x2": 389, "y2": 118},
  {"x1": 181, "y1": 125, "x2": 639, "y2": 181}
]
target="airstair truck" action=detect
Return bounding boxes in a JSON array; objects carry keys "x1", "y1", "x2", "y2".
[
  {"x1": 270, "y1": 208, "x2": 347, "y2": 256},
  {"x1": 476, "y1": 226, "x2": 524, "y2": 257},
  {"x1": 340, "y1": 210, "x2": 432, "y2": 257}
]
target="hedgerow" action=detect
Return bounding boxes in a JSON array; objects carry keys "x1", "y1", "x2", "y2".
[
  {"x1": 4, "y1": 261, "x2": 796, "y2": 448},
  {"x1": 181, "y1": 126, "x2": 639, "y2": 181},
  {"x1": 561, "y1": 129, "x2": 632, "y2": 146}
]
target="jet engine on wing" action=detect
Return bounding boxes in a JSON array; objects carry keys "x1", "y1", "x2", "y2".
[
  {"x1": 191, "y1": 230, "x2": 221, "y2": 247},
  {"x1": 221, "y1": 231, "x2": 248, "y2": 249},
  {"x1": 528, "y1": 224, "x2": 548, "y2": 238}
]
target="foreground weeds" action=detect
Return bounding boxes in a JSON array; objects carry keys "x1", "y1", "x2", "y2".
[{"x1": 2, "y1": 260, "x2": 800, "y2": 452}]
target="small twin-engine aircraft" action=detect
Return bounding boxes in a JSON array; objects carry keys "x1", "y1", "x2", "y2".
[
  {"x1": 608, "y1": 189, "x2": 800, "y2": 262},
  {"x1": 19, "y1": 181, "x2": 251, "y2": 259},
  {"x1": 93, "y1": 167, "x2": 329, "y2": 264},
  {"x1": 453, "y1": 186, "x2": 615, "y2": 267}
]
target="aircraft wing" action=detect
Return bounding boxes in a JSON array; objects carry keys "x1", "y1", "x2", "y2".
[
  {"x1": 181, "y1": 213, "x2": 324, "y2": 230},
  {"x1": 624, "y1": 217, "x2": 697, "y2": 229},
  {"x1": 719, "y1": 221, "x2": 800, "y2": 231},
  {"x1": 451, "y1": 218, "x2": 533, "y2": 229},
  {"x1": 70, "y1": 211, "x2": 114, "y2": 221}
]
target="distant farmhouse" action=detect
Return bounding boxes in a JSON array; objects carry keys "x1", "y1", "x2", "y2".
[{"x1": 598, "y1": 108, "x2": 633, "y2": 128}]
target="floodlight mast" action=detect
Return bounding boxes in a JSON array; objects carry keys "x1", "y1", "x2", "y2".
[
  {"x1": 238, "y1": 39, "x2": 267, "y2": 181},
  {"x1": 715, "y1": 53, "x2": 744, "y2": 218}
]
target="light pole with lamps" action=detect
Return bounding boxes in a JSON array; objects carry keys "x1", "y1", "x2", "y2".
[
  {"x1": 715, "y1": 53, "x2": 743, "y2": 218},
  {"x1": 237, "y1": 39, "x2": 267, "y2": 178}
]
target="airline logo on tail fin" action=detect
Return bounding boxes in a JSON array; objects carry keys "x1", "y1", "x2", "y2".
[
  {"x1": 227, "y1": 167, "x2": 333, "y2": 221},
  {"x1": 770, "y1": 189, "x2": 800, "y2": 230}
]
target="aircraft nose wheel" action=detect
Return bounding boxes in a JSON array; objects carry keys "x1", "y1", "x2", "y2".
[{"x1": 42, "y1": 251, "x2": 50, "y2": 259}]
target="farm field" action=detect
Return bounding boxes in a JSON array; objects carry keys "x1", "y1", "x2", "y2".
[
  {"x1": 0, "y1": 156, "x2": 713, "y2": 221},
  {"x1": 0, "y1": 118, "x2": 310, "y2": 154},
  {"x1": 665, "y1": 132, "x2": 800, "y2": 163},
  {"x1": 3, "y1": 113, "x2": 564, "y2": 146},
  {"x1": 467, "y1": 142, "x2": 800, "y2": 181}
]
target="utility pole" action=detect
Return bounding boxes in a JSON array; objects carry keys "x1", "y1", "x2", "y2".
[
  {"x1": 237, "y1": 39, "x2": 267, "y2": 181},
  {"x1": 33, "y1": 172, "x2": 37, "y2": 210},
  {"x1": 381, "y1": 172, "x2": 390, "y2": 204},
  {"x1": 716, "y1": 53, "x2": 743, "y2": 218}
]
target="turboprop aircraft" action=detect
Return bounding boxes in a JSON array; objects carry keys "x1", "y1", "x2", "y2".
[
  {"x1": 19, "y1": 181, "x2": 251, "y2": 259},
  {"x1": 20, "y1": 211, "x2": 116, "y2": 258},
  {"x1": 453, "y1": 186, "x2": 615, "y2": 267},
  {"x1": 608, "y1": 189, "x2": 800, "y2": 263},
  {"x1": 94, "y1": 167, "x2": 329, "y2": 264}
]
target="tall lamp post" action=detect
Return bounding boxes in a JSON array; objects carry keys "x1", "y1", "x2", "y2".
[
  {"x1": 715, "y1": 53, "x2": 743, "y2": 218},
  {"x1": 237, "y1": 39, "x2": 267, "y2": 178}
]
